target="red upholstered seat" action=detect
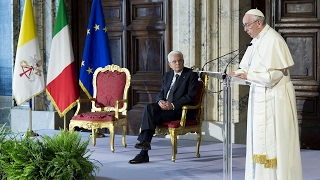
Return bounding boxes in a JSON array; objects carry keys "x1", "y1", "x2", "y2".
[
  {"x1": 158, "y1": 119, "x2": 199, "y2": 128},
  {"x1": 72, "y1": 112, "x2": 126, "y2": 121},
  {"x1": 155, "y1": 73, "x2": 208, "y2": 162},
  {"x1": 69, "y1": 64, "x2": 131, "y2": 153}
]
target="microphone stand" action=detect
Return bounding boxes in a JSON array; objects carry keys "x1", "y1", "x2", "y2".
[
  {"x1": 201, "y1": 43, "x2": 252, "y2": 71},
  {"x1": 220, "y1": 43, "x2": 251, "y2": 180},
  {"x1": 197, "y1": 43, "x2": 252, "y2": 90},
  {"x1": 201, "y1": 49, "x2": 239, "y2": 70},
  {"x1": 221, "y1": 43, "x2": 251, "y2": 80}
]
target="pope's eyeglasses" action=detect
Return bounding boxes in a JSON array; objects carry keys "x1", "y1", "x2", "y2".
[{"x1": 243, "y1": 20, "x2": 258, "y2": 29}]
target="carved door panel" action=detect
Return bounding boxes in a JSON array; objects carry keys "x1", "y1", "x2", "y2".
[
  {"x1": 72, "y1": 0, "x2": 170, "y2": 135},
  {"x1": 265, "y1": 0, "x2": 320, "y2": 149}
]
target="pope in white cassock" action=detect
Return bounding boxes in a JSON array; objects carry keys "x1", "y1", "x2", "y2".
[{"x1": 230, "y1": 9, "x2": 303, "y2": 180}]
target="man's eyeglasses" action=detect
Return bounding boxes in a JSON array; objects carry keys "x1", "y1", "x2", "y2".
[
  {"x1": 170, "y1": 59, "x2": 183, "y2": 64},
  {"x1": 242, "y1": 20, "x2": 258, "y2": 29}
]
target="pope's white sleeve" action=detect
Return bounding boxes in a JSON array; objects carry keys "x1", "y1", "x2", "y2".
[{"x1": 246, "y1": 69, "x2": 284, "y2": 88}]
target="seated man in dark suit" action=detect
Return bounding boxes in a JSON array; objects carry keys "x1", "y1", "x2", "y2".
[{"x1": 129, "y1": 50, "x2": 199, "y2": 164}]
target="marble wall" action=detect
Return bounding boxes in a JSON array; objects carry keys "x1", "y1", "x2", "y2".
[{"x1": 171, "y1": 0, "x2": 251, "y2": 142}]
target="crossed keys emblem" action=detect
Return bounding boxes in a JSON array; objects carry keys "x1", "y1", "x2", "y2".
[{"x1": 19, "y1": 55, "x2": 43, "y2": 81}]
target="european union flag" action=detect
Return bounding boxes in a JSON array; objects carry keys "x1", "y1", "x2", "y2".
[{"x1": 79, "y1": 0, "x2": 112, "y2": 98}]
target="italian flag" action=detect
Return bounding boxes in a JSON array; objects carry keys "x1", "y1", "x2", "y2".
[
  {"x1": 46, "y1": 0, "x2": 79, "y2": 117},
  {"x1": 13, "y1": 0, "x2": 45, "y2": 106}
]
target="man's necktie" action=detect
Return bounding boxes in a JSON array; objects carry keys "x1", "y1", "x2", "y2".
[{"x1": 167, "y1": 74, "x2": 179, "y2": 102}]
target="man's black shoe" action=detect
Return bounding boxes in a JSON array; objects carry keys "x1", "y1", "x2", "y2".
[
  {"x1": 134, "y1": 141, "x2": 151, "y2": 150},
  {"x1": 129, "y1": 154, "x2": 149, "y2": 164}
]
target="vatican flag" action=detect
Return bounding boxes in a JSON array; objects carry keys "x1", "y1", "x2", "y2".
[{"x1": 13, "y1": 0, "x2": 45, "y2": 106}]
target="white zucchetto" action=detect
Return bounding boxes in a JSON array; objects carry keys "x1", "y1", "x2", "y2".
[{"x1": 245, "y1": 8, "x2": 265, "y2": 17}]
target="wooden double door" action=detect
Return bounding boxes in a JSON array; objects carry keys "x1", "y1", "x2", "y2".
[{"x1": 71, "y1": 0, "x2": 170, "y2": 135}]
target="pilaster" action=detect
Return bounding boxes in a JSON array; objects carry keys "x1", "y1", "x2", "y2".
[{"x1": 171, "y1": 0, "x2": 251, "y2": 143}]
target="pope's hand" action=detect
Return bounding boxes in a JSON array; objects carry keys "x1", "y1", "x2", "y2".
[{"x1": 234, "y1": 73, "x2": 247, "y2": 80}]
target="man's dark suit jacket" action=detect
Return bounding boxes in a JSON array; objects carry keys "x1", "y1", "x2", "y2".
[
  {"x1": 138, "y1": 67, "x2": 199, "y2": 134},
  {"x1": 156, "y1": 67, "x2": 198, "y2": 111}
]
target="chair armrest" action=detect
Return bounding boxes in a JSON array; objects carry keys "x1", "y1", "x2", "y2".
[
  {"x1": 180, "y1": 104, "x2": 201, "y2": 127},
  {"x1": 74, "y1": 98, "x2": 96, "y2": 115},
  {"x1": 116, "y1": 99, "x2": 127, "y2": 104},
  {"x1": 114, "y1": 99, "x2": 127, "y2": 118}
]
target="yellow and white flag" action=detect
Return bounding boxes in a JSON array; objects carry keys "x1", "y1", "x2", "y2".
[{"x1": 13, "y1": 0, "x2": 45, "y2": 106}]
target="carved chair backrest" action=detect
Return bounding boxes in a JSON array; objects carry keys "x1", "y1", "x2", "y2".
[{"x1": 91, "y1": 65, "x2": 131, "y2": 113}]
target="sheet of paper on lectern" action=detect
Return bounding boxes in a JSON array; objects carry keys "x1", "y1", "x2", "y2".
[{"x1": 231, "y1": 76, "x2": 266, "y2": 87}]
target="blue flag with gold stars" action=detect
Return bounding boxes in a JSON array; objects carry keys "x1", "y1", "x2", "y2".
[{"x1": 79, "y1": 0, "x2": 112, "y2": 98}]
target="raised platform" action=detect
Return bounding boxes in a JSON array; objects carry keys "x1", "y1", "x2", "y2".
[{"x1": 27, "y1": 129, "x2": 320, "y2": 180}]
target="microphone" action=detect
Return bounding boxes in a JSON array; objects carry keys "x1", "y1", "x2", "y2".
[
  {"x1": 201, "y1": 43, "x2": 252, "y2": 71},
  {"x1": 224, "y1": 43, "x2": 252, "y2": 72},
  {"x1": 221, "y1": 43, "x2": 252, "y2": 79}
]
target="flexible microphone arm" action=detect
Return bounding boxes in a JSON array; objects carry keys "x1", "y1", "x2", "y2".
[
  {"x1": 221, "y1": 43, "x2": 252, "y2": 79},
  {"x1": 201, "y1": 43, "x2": 252, "y2": 71}
]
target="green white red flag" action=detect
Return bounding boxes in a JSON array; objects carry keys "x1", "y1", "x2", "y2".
[{"x1": 46, "y1": 0, "x2": 79, "y2": 117}]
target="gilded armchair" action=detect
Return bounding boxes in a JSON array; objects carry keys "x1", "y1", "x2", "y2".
[
  {"x1": 69, "y1": 64, "x2": 131, "y2": 153},
  {"x1": 155, "y1": 74, "x2": 208, "y2": 162}
]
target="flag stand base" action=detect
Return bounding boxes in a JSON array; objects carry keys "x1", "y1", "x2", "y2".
[
  {"x1": 28, "y1": 130, "x2": 39, "y2": 136},
  {"x1": 23, "y1": 130, "x2": 39, "y2": 137},
  {"x1": 90, "y1": 132, "x2": 106, "y2": 138}
]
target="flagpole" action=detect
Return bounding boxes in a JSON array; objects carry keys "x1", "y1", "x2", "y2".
[
  {"x1": 64, "y1": 115, "x2": 67, "y2": 131},
  {"x1": 28, "y1": 99, "x2": 38, "y2": 136}
]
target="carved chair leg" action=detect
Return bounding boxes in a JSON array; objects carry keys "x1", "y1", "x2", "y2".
[
  {"x1": 109, "y1": 128, "x2": 115, "y2": 153},
  {"x1": 196, "y1": 131, "x2": 201, "y2": 158},
  {"x1": 69, "y1": 124, "x2": 74, "y2": 133},
  {"x1": 91, "y1": 128, "x2": 96, "y2": 146},
  {"x1": 169, "y1": 130, "x2": 177, "y2": 162},
  {"x1": 122, "y1": 125, "x2": 127, "y2": 148}
]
